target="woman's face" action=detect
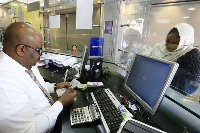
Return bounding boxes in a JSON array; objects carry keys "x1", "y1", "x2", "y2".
[
  {"x1": 165, "y1": 33, "x2": 180, "y2": 52},
  {"x1": 72, "y1": 45, "x2": 77, "y2": 51}
]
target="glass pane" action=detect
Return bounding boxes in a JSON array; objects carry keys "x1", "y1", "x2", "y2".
[
  {"x1": 43, "y1": 0, "x2": 103, "y2": 58},
  {"x1": 102, "y1": 0, "x2": 121, "y2": 62},
  {"x1": 143, "y1": 1, "x2": 200, "y2": 115},
  {"x1": 118, "y1": 1, "x2": 150, "y2": 68}
]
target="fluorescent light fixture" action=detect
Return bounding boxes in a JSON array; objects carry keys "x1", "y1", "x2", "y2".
[
  {"x1": 188, "y1": 8, "x2": 196, "y2": 11},
  {"x1": 154, "y1": 19, "x2": 170, "y2": 24},
  {"x1": 11, "y1": 3, "x2": 18, "y2": 6},
  {"x1": 183, "y1": 16, "x2": 190, "y2": 19}
]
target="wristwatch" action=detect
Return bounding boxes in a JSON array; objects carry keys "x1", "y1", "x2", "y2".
[{"x1": 54, "y1": 83, "x2": 57, "y2": 92}]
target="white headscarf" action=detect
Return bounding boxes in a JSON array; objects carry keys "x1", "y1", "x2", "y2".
[{"x1": 145, "y1": 23, "x2": 194, "y2": 61}]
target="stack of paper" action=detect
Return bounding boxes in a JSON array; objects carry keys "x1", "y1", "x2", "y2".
[
  {"x1": 87, "y1": 82, "x2": 104, "y2": 87},
  {"x1": 40, "y1": 52, "x2": 77, "y2": 67}
]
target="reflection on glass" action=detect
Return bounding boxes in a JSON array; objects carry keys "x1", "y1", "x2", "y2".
[
  {"x1": 142, "y1": 2, "x2": 200, "y2": 104},
  {"x1": 143, "y1": 23, "x2": 200, "y2": 103},
  {"x1": 120, "y1": 28, "x2": 144, "y2": 67},
  {"x1": 104, "y1": 21, "x2": 113, "y2": 34}
]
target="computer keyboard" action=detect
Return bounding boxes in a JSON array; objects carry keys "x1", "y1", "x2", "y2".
[{"x1": 91, "y1": 88, "x2": 124, "y2": 133}]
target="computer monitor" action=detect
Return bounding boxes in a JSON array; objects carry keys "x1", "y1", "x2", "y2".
[
  {"x1": 124, "y1": 54, "x2": 179, "y2": 115},
  {"x1": 80, "y1": 45, "x2": 89, "y2": 76}
]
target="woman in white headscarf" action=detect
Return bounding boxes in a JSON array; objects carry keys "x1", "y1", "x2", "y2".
[{"x1": 145, "y1": 23, "x2": 200, "y2": 95}]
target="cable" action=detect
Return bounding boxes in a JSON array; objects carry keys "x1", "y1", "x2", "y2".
[{"x1": 102, "y1": 67, "x2": 111, "y2": 78}]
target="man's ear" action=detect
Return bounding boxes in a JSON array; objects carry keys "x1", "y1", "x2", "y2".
[{"x1": 16, "y1": 45, "x2": 26, "y2": 56}]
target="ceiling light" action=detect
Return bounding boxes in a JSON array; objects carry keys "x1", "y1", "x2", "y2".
[
  {"x1": 183, "y1": 16, "x2": 190, "y2": 19},
  {"x1": 188, "y1": 8, "x2": 196, "y2": 11},
  {"x1": 11, "y1": 3, "x2": 18, "y2": 6},
  {"x1": 154, "y1": 19, "x2": 170, "y2": 24}
]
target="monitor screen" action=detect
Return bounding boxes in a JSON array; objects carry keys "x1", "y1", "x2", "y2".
[
  {"x1": 124, "y1": 54, "x2": 179, "y2": 115},
  {"x1": 80, "y1": 45, "x2": 89, "y2": 76}
]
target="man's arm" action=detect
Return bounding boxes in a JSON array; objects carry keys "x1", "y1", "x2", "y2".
[{"x1": 0, "y1": 81, "x2": 63, "y2": 133}]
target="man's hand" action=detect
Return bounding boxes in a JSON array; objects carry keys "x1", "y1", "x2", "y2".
[
  {"x1": 56, "y1": 82, "x2": 71, "y2": 89},
  {"x1": 58, "y1": 88, "x2": 76, "y2": 106}
]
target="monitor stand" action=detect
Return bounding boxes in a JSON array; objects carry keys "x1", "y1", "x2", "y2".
[{"x1": 135, "y1": 108, "x2": 163, "y2": 130}]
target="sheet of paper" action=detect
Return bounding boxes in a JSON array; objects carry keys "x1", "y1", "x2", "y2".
[
  {"x1": 40, "y1": 52, "x2": 77, "y2": 67},
  {"x1": 18, "y1": 12, "x2": 24, "y2": 22},
  {"x1": 49, "y1": 15, "x2": 60, "y2": 28},
  {"x1": 76, "y1": 0, "x2": 93, "y2": 29},
  {"x1": 87, "y1": 82, "x2": 104, "y2": 86}
]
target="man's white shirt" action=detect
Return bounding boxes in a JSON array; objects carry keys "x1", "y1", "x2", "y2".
[{"x1": 0, "y1": 51, "x2": 63, "y2": 133}]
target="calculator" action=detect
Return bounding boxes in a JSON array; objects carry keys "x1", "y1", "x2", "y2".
[{"x1": 70, "y1": 104, "x2": 100, "y2": 126}]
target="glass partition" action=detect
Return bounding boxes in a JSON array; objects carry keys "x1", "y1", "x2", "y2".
[
  {"x1": 117, "y1": 0, "x2": 150, "y2": 68},
  {"x1": 143, "y1": 1, "x2": 200, "y2": 115},
  {"x1": 116, "y1": 0, "x2": 200, "y2": 120},
  {"x1": 1, "y1": 0, "x2": 199, "y2": 117},
  {"x1": 42, "y1": 0, "x2": 103, "y2": 58}
]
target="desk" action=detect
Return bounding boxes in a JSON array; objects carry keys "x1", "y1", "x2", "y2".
[
  {"x1": 38, "y1": 63, "x2": 183, "y2": 133},
  {"x1": 61, "y1": 89, "x2": 101, "y2": 133},
  {"x1": 61, "y1": 73, "x2": 127, "y2": 133}
]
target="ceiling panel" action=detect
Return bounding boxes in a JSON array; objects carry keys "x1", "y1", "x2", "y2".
[{"x1": 0, "y1": 0, "x2": 41, "y2": 4}]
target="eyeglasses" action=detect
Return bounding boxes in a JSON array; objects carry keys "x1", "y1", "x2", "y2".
[
  {"x1": 166, "y1": 43, "x2": 179, "y2": 45},
  {"x1": 23, "y1": 44, "x2": 43, "y2": 56}
]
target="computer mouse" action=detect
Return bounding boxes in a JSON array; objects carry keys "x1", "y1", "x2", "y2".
[{"x1": 95, "y1": 124, "x2": 106, "y2": 133}]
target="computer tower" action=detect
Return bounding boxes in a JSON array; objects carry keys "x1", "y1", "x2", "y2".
[{"x1": 90, "y1": 57, "x2": 103, "y2": 79}]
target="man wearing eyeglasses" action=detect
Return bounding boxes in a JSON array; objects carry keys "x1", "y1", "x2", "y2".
[{"x1": 0, "y1": 22, "x2": 77, "y2": 133}]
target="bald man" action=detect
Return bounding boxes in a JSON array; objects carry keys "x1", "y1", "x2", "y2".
[{"x1": 0, "y1": 22, "x2": 76, "y2": 133}]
